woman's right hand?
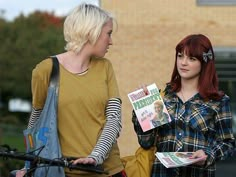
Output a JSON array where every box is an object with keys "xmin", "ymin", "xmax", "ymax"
[
  {"xmin": 16, "ymin": 169, "xmax": 26, "ymax": 177},
  {"xmin": 138, "ymin": 84, "xmax": 149, "ymax": 95},
  {"xmin": 72, "ymin": 157, "xmax": 96, "ymax": 165}
]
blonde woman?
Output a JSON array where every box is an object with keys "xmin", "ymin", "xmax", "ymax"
[
  {"xmin": 17, "ymin": 3, "xmax": 126, "ymax": 177},
  {"xmin": 150, "ymin": 100, "xmax": 169, "ymax": 128}
]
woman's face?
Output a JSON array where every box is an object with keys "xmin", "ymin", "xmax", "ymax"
[
  {"xmin": 91, "ymin": 19, "xmax": 113, "ymax": 58},
  {"xmin": 177, "ymin": 51, "xmax": 201, "ymax": 81},
  {"xmin": 154, "ymin": 104, "xmax": 162, "ymax": 114}
]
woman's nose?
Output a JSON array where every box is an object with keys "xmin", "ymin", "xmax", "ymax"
[
  {"xmin": 181, "ymin": 56, "xmax": 188, "ymax": 65},
  {"xmin": 109, "ymin": 37, "xmax": 113, "ymax": 45}
]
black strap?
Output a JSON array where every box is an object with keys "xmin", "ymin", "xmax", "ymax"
[{"xmin": 49, "ymin": 56, "xmax": 59, "ymax": 88}]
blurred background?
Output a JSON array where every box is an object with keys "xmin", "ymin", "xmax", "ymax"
[{"xmin": 0, "ymin": 0, "xmax": 236, "ymax": 176}]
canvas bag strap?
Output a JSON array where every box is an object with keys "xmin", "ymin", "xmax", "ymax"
[{"xmin": 49, "ymin": 56, "xmax": 59, "ymax": 89}]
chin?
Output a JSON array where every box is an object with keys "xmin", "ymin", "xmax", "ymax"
[
  {"xmin": 100, "ymin": 53, "xmax": 106, "ymax": 58},
  {"xmin": 95, "ymin": 55, "xmax": 105, "ymax": 58}
]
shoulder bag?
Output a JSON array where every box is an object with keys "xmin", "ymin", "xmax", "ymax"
[{"xmin": 23, "ymin": 56, "xmax": 65, "ymax": 177}]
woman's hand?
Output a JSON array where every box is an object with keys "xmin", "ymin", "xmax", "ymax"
[
  {"xmin": 16, "ymin": 169, "xmax": 26, "ymax": 177},
  {"xmin": 72, "ymin": 157, "xmax": 96, "ymax": 165},
  {"xmin": 138, "ymin": 84, "xmax": 149, "ymax": 95},
  {"xmin": 190, "ymin": 149, "xmax": 208, "ymax": 166}
]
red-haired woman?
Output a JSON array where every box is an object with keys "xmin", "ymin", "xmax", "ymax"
[{"xmin": 132, "ymin": 34, "xmax": 235, "ymax": 177}]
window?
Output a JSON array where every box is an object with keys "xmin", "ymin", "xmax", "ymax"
[
  {"xmin": 214, "ymin": 47, "xmax": 236, "ymax": 135},
  {"xmin": 197, "ymin": 0, "xmax": 236, "ymax": 5}
]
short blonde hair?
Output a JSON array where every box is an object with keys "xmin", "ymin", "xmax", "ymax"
[
  {"xmin": 64, "ymin": 3, "xmax": 115, "ymax": 53},
  {"xmin": 154, "ymin": 100, "xmax": 163, "ymax": 108}
]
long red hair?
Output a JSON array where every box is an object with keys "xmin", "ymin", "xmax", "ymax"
[{"xmin": 169, "ymin": 34, "xmax": 223, "ymax": 100}]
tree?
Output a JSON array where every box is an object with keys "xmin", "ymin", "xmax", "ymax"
[
  {"xmin": 0, "ymin": 11, "xmax": 65, "ymax": 103},
  {"xmin": 0, "ymin": 11, "xmax": 65, "ymax": 176}
]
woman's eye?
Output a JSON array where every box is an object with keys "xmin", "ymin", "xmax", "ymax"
[
  {"xmin": 190, "ymin": 57, "xmax": 197, "ymax": 60},
  {"xmin": 177, "ymin": 53, "xmax": 183, "ymax": 58},
  {"xmin": 108, "ymin": 31, "xmax": 112, "ymax": 36}
]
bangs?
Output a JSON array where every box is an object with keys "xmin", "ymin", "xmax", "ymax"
[
  {"xmin": 176, "ymin": 36, "xmax": 204, "ymax": 61},
  {"xmin": 172, "ymin": 34, "xmax": 222, "ymax": 100}
]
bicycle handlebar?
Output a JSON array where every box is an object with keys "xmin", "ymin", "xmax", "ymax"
[{"xmin": 0, "ymin": 146, "xmax": 108, "ymax": 174}]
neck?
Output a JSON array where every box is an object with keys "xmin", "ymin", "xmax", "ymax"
[
  {"xmin": 179, "ymin": 78, "xmax": 199, "ymax": 102},
  {"xmin": 69, "ymin": 51, "xmax": 91, "ymax": 65},
  {"xmin": 57, "ymin": 51, "xmax": 91, "ymax": 74},
  {"xmin": 181, "ymin": 77, "xmax": 198, "ymax": 92}
]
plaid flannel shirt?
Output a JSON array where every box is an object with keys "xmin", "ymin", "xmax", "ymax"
[{"xmin": 132, "ymin": 86, "xmax": 235, "ymax": 177}]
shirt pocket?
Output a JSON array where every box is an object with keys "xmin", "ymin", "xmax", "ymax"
[{"xmin": 188, "ymin": 105, "xmax": 216, "ymax": 134}]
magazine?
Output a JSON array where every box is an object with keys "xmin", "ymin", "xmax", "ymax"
[
  {"xmin": 155, "ymin": 152, "xmax": 206, "ymax": 168},
  {"xmin": 128, "ymin": 83, "xmax": 171, "ymax": 132}
]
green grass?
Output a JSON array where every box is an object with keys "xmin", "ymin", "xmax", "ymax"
[
  {"xmin": 0, "ymin": 136, "xmax": 25, "ymax": 176},
  {"xmin": 1, "ymin": 135, "xmax": 25, "ymax": 152},
  {"xmin": 0, "ymin": 124, "xmax": 25, "ymax": 152},
  {"xmin": 0, "ymin": 125, "xmax": 25, "ymax": 176}
]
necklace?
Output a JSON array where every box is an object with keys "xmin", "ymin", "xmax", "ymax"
[
  {"xmin": 180, "ymin": 90, "xmax": 186, "ymax": 102},
  {"xmin": 76, "ymin": 68, "xmax": 89, "ymax": 75}
]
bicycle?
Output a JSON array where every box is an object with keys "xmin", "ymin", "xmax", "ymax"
[{"xmin": 0, "ymin": 144, "xmax": 108, "ymax": 177}]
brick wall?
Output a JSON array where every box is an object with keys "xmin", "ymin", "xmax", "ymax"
[{"xmin": 101, "ymin": 0, "xmax": 236, "ymax": 156}]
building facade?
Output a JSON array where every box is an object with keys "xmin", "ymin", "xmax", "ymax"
[{"xmin": 100, "ymin": 0, "xmax": 236, "ymax": 156}]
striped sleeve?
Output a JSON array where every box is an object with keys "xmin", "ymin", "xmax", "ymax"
[
  {"xmin": 27, "ymin": 107, "xmax": 42, "ymax": 129},
  {"xmin": 88, "ymin": 98, "xmax": 122, "ymax": 165}
]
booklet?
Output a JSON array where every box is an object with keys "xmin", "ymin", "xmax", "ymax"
[
  {"xmin": 128, "ymin": 83, "xmax": 171, "ymax": 132},
  {"xmin": 155, "ymin": 152, "xmax": 206, "ymax": 168}
]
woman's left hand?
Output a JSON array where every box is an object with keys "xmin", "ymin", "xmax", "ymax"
[
  {"xmin": 72, "ymin": 157, "xmax": 96, "ymax": 165},
  {"xmin": 190, "ymin": 149, "xmax": 208, "ymax": 166}
]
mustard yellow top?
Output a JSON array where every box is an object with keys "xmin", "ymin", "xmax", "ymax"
[{"xmin": 31, "ymin": 57, "xmax": 124, "ymax": 176}]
